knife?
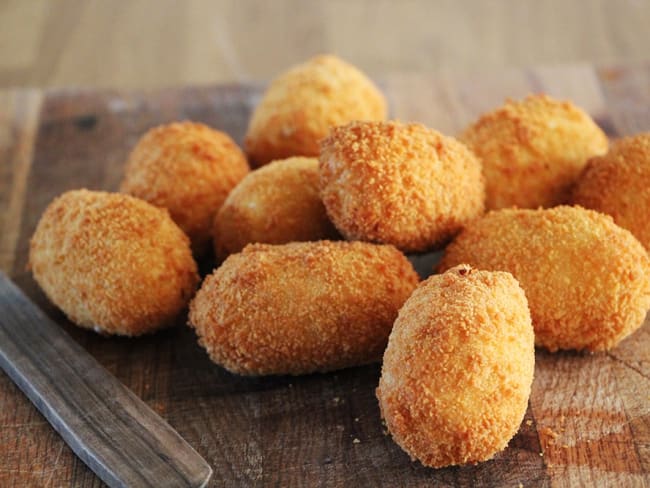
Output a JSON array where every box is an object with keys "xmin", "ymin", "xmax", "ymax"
[{"xmin": 0, "ymin": 272, "xmax": 213, "ymax": 488}]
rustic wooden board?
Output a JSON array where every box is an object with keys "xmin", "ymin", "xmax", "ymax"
[{"xmin": 1, "ymin": 63, "xmax": 649, "ymax": 487}]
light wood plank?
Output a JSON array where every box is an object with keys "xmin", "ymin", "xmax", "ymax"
[
  {"xmin": 2, "ymin": 0, "xmax": 650, "ymax": 89},
  {"xmin": 0, "ymin": 89, "xmax": 42, "ymax": 273}
]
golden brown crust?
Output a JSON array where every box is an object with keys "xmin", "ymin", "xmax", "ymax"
[
  {"xmin": 213, "ymin": 157, "xmax": 339, "ymax": 260},
  {"xmin": 460, "ymin": 94, "xmax": 608, "ymax": 210},
  {"xmin": 120, "ymin": 121, "xmax": 250, "ymax": 255},
  {"xmin": 188, "ymin": 241, "xmax": 418, "ymax": 375},
  {"xmin": 244, "ymin": 55, "xmax": 387, "ymax": 167},
  {"xmin": 29, "ymin": 190, "xmax": 199, "ymax": 336},
  {"xmin": 571, "ymin": 133, "xmax": 650, "ymax": 250},
  {"xmin": 377, "ymin": 265, "xmax": 534, "ymax": 468},
  {"xmin": 439, "ymin": 206, "xmax": 650, "ymax": 351},
  {"xmin": 319, "ymin": 120, "xmax": 485, "ymax": 253}
]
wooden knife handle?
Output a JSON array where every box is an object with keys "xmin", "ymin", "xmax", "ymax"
[{"xmin": 0, "ymin": 272, "xmax": 212, "ymax": 488}]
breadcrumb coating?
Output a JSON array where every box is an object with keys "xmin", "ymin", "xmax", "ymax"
[
  {"xmin": 319, "ymin": 120, "xmax": 485, "ymax": 252},
  {"xmin": 29, "ymin": 190, "xmax": 199, "ymax": 336},
  {"xmin": 439, "ymin": 206, "xmax": 650, "ymax": 352},
  {"xmin": 572, "ymin": 133, "xmax": 650, "ymax": 250},
  {"xmin": 120, "ymin": 121, "xmax": 249, "ymax": 255},
  {"xmin": 377, "ymin": 265, "xmax": 534, "ymax": 468},
  {"xmin": 460, "ymin": 94, "xmax": 608, "ymax": 209},
  {"xmin": 188, "ymin": 241, "xmax": 418, "ymax": 376},
  {"xmin": 245, "ymin": 55, "xmax": 387, "ymax": 167},
  {"xmin": 213, "ymin": 157, "xmax": 339, "ymax": 260}
]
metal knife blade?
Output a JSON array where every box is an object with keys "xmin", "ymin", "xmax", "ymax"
[{"xmin": 0, "ymin": 272, "xmax": 213, "ymax": 488}]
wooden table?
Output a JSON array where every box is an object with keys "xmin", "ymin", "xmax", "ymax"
[
  {"xmin": 3, "ymin": 1, "xmax": 650, "ymax": 89},
  {"xmin": 1, "ymin": 63, "xmax": 649, "ymax": 487}
]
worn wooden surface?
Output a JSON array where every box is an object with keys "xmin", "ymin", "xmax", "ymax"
[
  {"xmin": 0, "ymin": 272, "xmax": 212, "ymax": 488},
  {"xmin": 1, "ymin": 63, "xmax": 649, "ymax": 487}
]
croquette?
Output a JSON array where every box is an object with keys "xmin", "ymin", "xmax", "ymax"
[
  {"xmin": 244, "ymin": 55, "xmax": 387, "ymax": 167},
  {"xmin": 460, "ymin": 94, "xmax": 608, "ymax": 209},
  {"xmin": 213, "ymin": 156, "xmax": 339, "ymax": 259},
  {"xmin": 439, "ymin": 206, "xmax": 650, "ymax": 352},
  {"xmin": 572, "ymin": 133, "xmax": 650, "ymax": 250},
  {"xmin": 188, "ymin": 241, "xmax": 418, "ymax": 375},
  {"xmin": 377, "ymin": 265, "xmax": 534, "ymax": 468},
  {"xmin": 29, "ymin": 190, "xmax": 199, "ymax": 336},
  {"xmin": 319, "ymin": 120, "xmax": 485, "ymax": 253},
  {"xmin": 120, "ymin": 121, "xmax": 250, "ymax": 255}
]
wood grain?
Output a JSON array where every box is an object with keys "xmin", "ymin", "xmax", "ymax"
[
  {"xmin": 0, "ymin": 89, "xmax": 42, "ymax": 273},
  {"xmin": 0, "ymin": 272, "xmax": 212, "ymax": 488},
  {"xmin": 2, "ymin": 0, "xmax": 650, "ymax": 89},
  {"xmin": 0, "ymin": 63, "xmax": 649, "ymax": 487}
]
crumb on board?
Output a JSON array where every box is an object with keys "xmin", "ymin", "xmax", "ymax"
[
  {"xmin": 353, "ymin": 438, "xmax": 361, "ymax": 444},
  {"xmin": 525, "ymin": 419, "xmax": 533, "ymax": 426},
  {"xmin": 540, "ymin": 426, "xmax": 561, "ymax": 450},
  {"xmin": 541, "ymin": 427, "xmax": 559, "ymax": 439}
]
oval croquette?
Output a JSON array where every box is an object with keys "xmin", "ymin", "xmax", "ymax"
[
  {"xmin": 213, "ymin": 157, "xmax": 339, "ymax": 260},
  {"xmin": 244, "ymin": 55, "xmax": 387, "ymax": 167},
  {"xmin": 572, "ymin": 133, "xmax": 650, "ymax": 250},
  {"xmin": 377, "ymin": 265, "xmax": 534, "ymax": 468},
  {"xmin": 319, "ymin": 120, "xmax": 485, "ymax": 253},
  {"xmin": 188, "ymin": 241, "xmax": 418, "ymax": 375},
  {"xmin": 439, "ymin": 206, "xmax": 650, "ymax": 352},
  {"xmin": 460, "ymin": 94, "xmax": 608, "ymax": 210},
  {"xmin": 29, "ymin": 190, "xmax": 199, "ymax": 336},
  {"xmin": 120, "ymin": 121, "xmax": 250, "ymax": 255}
]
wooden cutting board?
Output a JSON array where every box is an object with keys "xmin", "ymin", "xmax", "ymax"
[{"xmin": 1, "ymin": 63, "xmax": 649, "ymax": 487}]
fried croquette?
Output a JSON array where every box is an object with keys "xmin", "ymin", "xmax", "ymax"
[
  {"xmin": 213, "ymin": 157, "xmax": 339, "ymax": 259},
  {"xmin": 319, "ymin": 120, "xmax": 485, "ymax": 253},
  {"xmin": 120, "ymin": 121, "xmax": 250, "ymax": 255},
  {"xmin": 439, "ymin": 206, "xmax": 650, "ymax": 352},
  {"xmin": 460, "ymin": 94, "xmax": 608, "ymax": 210},
  {"xmin": 572, "ymin": 133, "xmax": 650, "ymax": 250},
  {"xmin": 29, "ymin": 190, "xmax": 199, "ymax": 336},
  {"xmin": 377, "ymin": 265, "xmax": 534, "ymax": 468},
  {"xmin": 188, "ymin": 241, "xmax": 418, "ymax": 375},
  {"xmin": 244, "ymin": 55, "xmax": 387, "ymax": 167}
]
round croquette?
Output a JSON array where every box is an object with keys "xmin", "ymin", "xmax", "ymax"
[
  {"xmin": 572, "ymin": 133, "xmax": 650, "ymax": 250},
  {"xmin": 319, "ymin": 120, "xmax": 485, "ymax": 253},
  {"xmin": 29, "ymin": 190, "xmax": 199, "ymax": 336},
  {"xmin": 213, "ymin": 157, "xmax": 339, "ymax": 259},
  {"xmin": 244, "ymin": 55, "xmax": 387, "ymax": 167},
  {"xmin": 120, "ymin": 121, "xmax": 250, "ymax": 255},
  {"xmin": 460, "ymin": 94, "xmax": 608, "ymax": 210}
]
